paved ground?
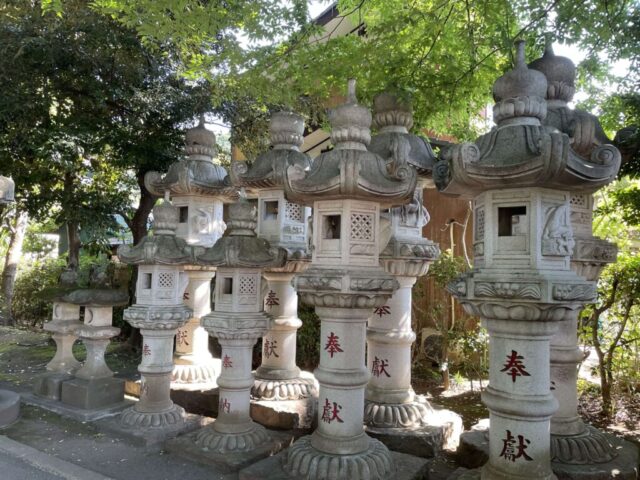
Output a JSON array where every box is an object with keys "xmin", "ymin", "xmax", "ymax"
[{"xmin": 0, "ymin": 448, "xmax": 66, "ymax": 479}]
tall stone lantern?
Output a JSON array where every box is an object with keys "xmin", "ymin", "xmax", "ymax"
[
  {"xmin": 188, "ymin": 198, "xmax": 287, "ymax": 455},
  {"xmin": 117, "ymin": 199, "xmax": 194, "ymax": 437},
  {"xmin": 146, "ymin": 118, "xmax": 236, "ymax": 390},
  {"xmin": 365, "ymin": 93, "xmax": 462, "ymax": 452},
  {"xmin": 0, "ymin": 175, "xmax": 19, "ymax": 427},
  {"xmin": 282, "ymin": 80, "xmax": 417, "ymax": 480},
  {"xmin": 230, "ymin": 111, "xmax": 317, "ymax": 401},
  {"xmin": 434, "ymin": 42, "xmax": 619, "ymax": 480},
  {"xmin": 529, "ymin": 45, "xmax": 637, "ymax": 475}
]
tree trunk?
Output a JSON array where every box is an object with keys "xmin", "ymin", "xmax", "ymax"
[
  {"xmin": 66, "ymin": 221, "xmax": 81, "ymax": 270},
  {"xmin": 129, "ymin": 171, "xmax": 158, "ymax": 246},
  {"xmin": 1, "ymin": 209, "xmax": 28, "ymax": 326}
]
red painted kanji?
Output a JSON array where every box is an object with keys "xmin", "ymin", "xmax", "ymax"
[
  {"xmin": 220, "ymin": 398, "xmax": 231, "ymax": 414},
  {"xmin": 500, "ymin": 350, "xmax": 531, "ymax": 383},
  {"xmin": 142, "ymin": 344, "xmax": 151, "ymax": 356},
  {"xmin": 265, "ymin": 290, "xmax": 280, "ymax": 308},
  {"xmin": 321, "ymin": 398, "xmax": 344, "ymax": 424},
  {"xmin": 183, "ymin": 291, "xmax": 190, "ymax": 301},
  {"xmin": 499, "ymin": 430, "xmax": 533, "ymax": 462},
  {"xmin": 222, "ymin": 354, "xmax": 233, "ymax": 368},
  {"xmin": 373, "ymin": 305, "xmax": 391, "ymax": 317},
  {"xmin": 371, "ymin": 356, "xmax": 391, "ymax": 378},
  {"xmin": 324, "ymin": 332, "xmax": 344, "ymax": 358},
  {"xmin": 176, "ymin": 330, "xmax": 189, "ymax": 347},
  {"xmin": 263, "ymin": 339, "xmax": 279, "ymax": 359}
]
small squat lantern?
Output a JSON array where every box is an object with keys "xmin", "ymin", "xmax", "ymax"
[
  {"xmin": 231, "ymin": 111, "xmax": 316, "ymax": 400},
  {"xmin": 117, "ymin": 199, "xmax": 194, "ymax": 436},
  {"xmin": 282, "ymin": 80, "xmax": 416, "ymax": 480},
  {"xmin": 146, "ymin": 118, "xmax": 236, "ymax": 389},
  {"xmin": 435, "ymin": 42, "xmax": 619, "ymax": 480},
  {"xmin": 188, "ymin": 198, "xmax": 287, "ymax": 456}
]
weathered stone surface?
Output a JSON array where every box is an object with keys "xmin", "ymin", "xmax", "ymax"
[
  {"xmin": 21, "ymin": 390, "xmax": 132, "ymax": 422},
  {"xmin": 448, "ymin": 468, "xmax": 481, "ymax": 480},
  {"xmin": 366, "ymin": 407, "xmax": 463, "ymax": 458},
  {"xmin": 250, "ymin": 397, "xmax": 317, "ymax": 431},
  {"xmin": 239, "ymin": 448, "xmax": 431, "ymax": 480},
  {"xmin": 32, "ymin": 372, "xmax": 74, "ymax": 401},
  {"xmin": 0, "ymin": 390, "xmax": 19, "ymax": 427},
  {"xmin": 456, "ymin": 422, "xmax": 489, "ymax": 469},
  {"xmin": 165, "ymin": 427, "xmax": 293, "ymax": 473},
  {"xmin": 60, "ymin": 377, "xmax": 124, "ymax": 411}
]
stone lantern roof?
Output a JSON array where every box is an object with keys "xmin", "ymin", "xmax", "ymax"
[
  {"xmin": 368, "ymin": 93, "xmax": 436, "ymax": 185},
  {"xmin": 528, "ymin": 42, "xmax": 576, "ymax": 103},
  {"xmin": 117, "ymin": 199, "xmax": 197, "ymax": 265},
  {"xmin": 144, "ymin": 118, "xmax": 238, "ymax": 201},
  {"xmin": 434, "ymin": 41, "xmax": 620, "ymax": 197},
  {"xmin": 230, "ymin": 111, "xmax": 311, "ymax": 191},
  {"xmin": 285, "ymin": 80, "xmax": 416, "ymax": 207},
  {"xmin": 195, "ymin": 198, "xmax": 287, "ymax": 269}
]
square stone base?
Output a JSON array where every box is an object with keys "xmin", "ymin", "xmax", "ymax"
[
  {"xmin": 165, "ymin": 428, "xmax": 294, "ymax": 473},
  {"xmin": 61, "ymin": 377, "xmax": 125, "ymax": 411},
  {"xmin": 32, "ymin": 372, "xmax": 74, "ymax": 401},
  {"xmin": 238, "ymin": 449, "xmax": 430, "ymax": 480},
  {"xmin": 94, "ymin": 411, "xmax": 208, "ymax": 447},
  {"xmin": 250, "ymin": 397, "xmax": 316, "ymax": 431},
  {"xmin": 21, "ymin": 391, "xmax": 133, "ymax": 422}
]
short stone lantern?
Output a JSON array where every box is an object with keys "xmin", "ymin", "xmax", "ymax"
[
  {"xmin": 58, "ymin": 266, "xmax": 129, "ymax": 414},
  {"xmin": 146, "ymin": 117, "xmax": 236, "ymax": 390},
  {"xmin": 529, "ymin": 44, "xmax": 637, "ymax": 475},
  {"xmin": 230, "ymin": 111, "xmax": 316, "ymax": 401},
  {"xmin": 365, "ymin": 93, "xmax": 462, "ymax": 452},
  {"xmin": 434, "ymin": 41, "xmax": 620, "ymax": 480},
  {"xmin": 0, "ymin": 174, "xmax": 19, "ymax": 427},
  {"xmin": 281, "ymin": 80, "xmax": 417, "ymax": 480},
  {"xmin": 116, "ymin": 198, "xmax": 194, "ymax": 439},
  {"xmin": 183, "ymin": 198, "xmax": 287, "ymax": 460}
]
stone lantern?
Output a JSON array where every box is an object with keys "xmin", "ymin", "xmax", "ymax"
[
  {"xmin": 529, "ymin": 44, "xmax": 637, "ymax": 475},
  {"xmin": 183, "ymin": 198, "xmax": 286, "ymax": 460},
  {"xmin": 434, "ymin": 41, "xmax": 619, "ymax": 480},
  {"xmin": 146, "ymin": 118, "xmax": 237, "ymax": 390},
  {"xmin": 365, "ymin": 93, "xmax": 462, "ymax": 453},
  {"xmin": 0, "ymin": 174, "xmax": 19, "ymax": 427},
  {"xmin": 116, "ymin": 199, "xmax": 194, "ymax": 439},
  {"xmin": 281, "ymin": 80, "xmax": 417, "ymax": 480},
  {"xmin": 230, "ymin": 111, "xmax": 317, "ymax": 401}
]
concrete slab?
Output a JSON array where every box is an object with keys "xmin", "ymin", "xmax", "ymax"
[
  {"xmin": 94, "ymin": 411, "xmax": 209, "ymax": 447},
  {"xmin": 250, "ymin": 397, "xmax": 316, "ymax": 431},
  {"xmin": 0, "ymin": 434, "xmax": 113, "ymax": 480},
  {"xmin": 0, "ymin": 389, "xmax": 20, "ymax": 427},
  {"xmin": 166, "ymin": 427, "xmax": 294, "ymax": 473},
  {"xmin": 21, "ymin": 391, "xmax": 133, "ymax": 422},
  {"xmin": 238, "ymin": 448, "xmax": 431, "ymax": 480}
]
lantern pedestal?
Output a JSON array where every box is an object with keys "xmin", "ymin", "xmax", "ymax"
[
  {"xmin": 172, "ymin": 270, "xmax": 219, "ymax": 390},
  {"xmin": 33, "ymin": 302, "xmax": 81, "ymax": 400},
  {"xmin": 253, "ymin": 271, "xmax": 317, "ymax": 401}
]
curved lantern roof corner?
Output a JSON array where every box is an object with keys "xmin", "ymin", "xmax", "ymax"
[
  {"xmin": 229, "ymin": 111, "xmax": 312, "ymax": 191},
  {"xmin": 368, "ymin": 93, "xmax": 436, "ymax": 185},
  {"xmin": 195, "ymin": 198, "xmax": 287, "ymax": 269},
  {"xmin": 434, "ymin": 41, "xmax": 620, "ymax": 198},
  {"xmin": 117, "ymin": 200, "xmax": 198, "ymax": 265},
  {"xmin": 144, "ymin": 117, "xmax": 238, "ymax": 202},
  {"xmin": 528, "ymin": 39, "xmax": 620, "ymax": 173},
  {"xmin": 284, "ymin": 79, "xmax": 416, "ymax": 207}
]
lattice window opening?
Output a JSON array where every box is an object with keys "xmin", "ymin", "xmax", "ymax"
[
  {"xmin": 158, "ymin": 272, "xmax": 175, "ymax": 289},
  {"xmin": 475, "ymin": 209, "xmax": 485, "ymax": 239},
  {"xmin": 285, "ymin": 202, "xmax": 304, "ymax": 223},
  {"xmin": 239, "ymin": 276, "xmax": 257, "ymax": 295},
  {"xmin": 350, "ymin": 213, "xmax": 374, "ymax": 241},
  {"xmin": 570, "ymin": 195, "xmax": 588, "ymax": 208}
]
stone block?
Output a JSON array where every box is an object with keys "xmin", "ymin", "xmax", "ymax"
[
  {"xmin": 171, "ymin": 387, "xmax": 219, "ymax": 418},
  {"xmin": 32, "ymin": 372, "xmax": 74, "ymax": 401},
  {"xmin": 552, "ymin": 438, "xmax": 639, "ymax": 480},
  {"xmin": 61, "ymin": 377, "xmax": 125, "ymax": 411},
  {"xmin": 0, "ymin": 389, "xmax": 20, "ymax": 427},
  {"xmin": 21, "ymin": 391, "xmax": 132, "ymax": 422},
  {"xmin": 456, "ymin": 424, "xmax": 489, "ymax": 469},
  {"xmin": 366, "ymin": 408, "xmax": 464, "ymax": 458},
  {"xmin": 250, "ymin": 397, "xmax": 316, "ymax": 431},
  {"xmin": 165, "ymin": 428, "xmax": 293, "ymax": 473},
  {"xmin": 239, "ymin": 449, "xmax": 431, "ymax": 480}
]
